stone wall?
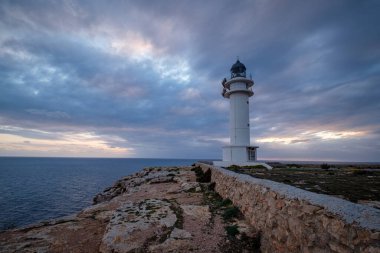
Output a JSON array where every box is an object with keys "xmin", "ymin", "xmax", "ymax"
[{"xmin": 197, "ymin": 163, "xmax": 380, "ymax": 253}]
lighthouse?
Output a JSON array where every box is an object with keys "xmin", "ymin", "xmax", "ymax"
[{"xmin": 214, "ymin": 59, "xmax": 271, "ymax": 169}]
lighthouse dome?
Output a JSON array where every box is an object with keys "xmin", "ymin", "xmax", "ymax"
[{"xmin": 230, "ymin": 60, "xmax": 246, "ymax": 78}]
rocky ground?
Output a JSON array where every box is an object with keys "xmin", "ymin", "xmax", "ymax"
[{"xmin": 0, "ymin": 166, "xmax": 260, "ymax": 253}]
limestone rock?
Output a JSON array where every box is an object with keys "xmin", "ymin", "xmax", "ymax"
[
  {"xmin": 181, "ymin": 205, "xmax": 211, "ymax": 222},
  {"xmin": 170, "ymin": 228, "xmax": 192, "ymax": 239},
  {"xmin": 149, "ymin": 176, "xmax": 174, "ymax": 184},
  {"xmin": 180, "ymin": 182, "xmax": 200, "ymax": 192},
  {"xmin": 149, "ymin": 237, "xmax": 193, "ymax": 252},
  {"xmin": 99, "ymin": 199, "xmax": 177, "ymax": 253},
  {"xmin": 93, "ymin": 168, "xmax": 181, "ymax": 205}
]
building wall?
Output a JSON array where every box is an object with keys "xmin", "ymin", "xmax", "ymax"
[
  {"xmin": 222, "ymin": 146, "xmax": 248, "ymax": 162},
  {"xmin": 229, "ymin": 88, "xmax": 250, "ymax": 146},
  {"xmin": 197, "ymin": 163, "xmax": 380, "ymax": 253}
]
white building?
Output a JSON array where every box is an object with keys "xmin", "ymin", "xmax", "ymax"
[{"xmin": 214, "ymin": 60, "xmax": 271, "ymax": 169}]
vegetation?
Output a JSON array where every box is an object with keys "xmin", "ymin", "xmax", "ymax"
[
  {"xmin": 221, "ymin": 227, "xmax": 261, "ymax": 253},
  {"xmin": 221, "ymin": 198, "xmax": 232, "ymax": 206},
  {"xmin": 222, "ymin": 206, "xmax": 241, "ymax": 221},
  {"xmin": 191, "ymin": 166, "xmax": 211, "ymax": 183},
  {"xmin": 202, "ymin": 188, "xmax": 229, "ymax": 216},
  {"xmin": 244, "ymin": 165, "xmax": 268, "ymax": 169},
  {"xmin": 321, "ymin": 163, "xmax": 330, "ymax": 170},
  {"xmin": 352, "ymin": 169, "xmax": 373, "ymax": 176},
  {"xmin": 200, "ymin": 187, "xmax": 260, "ymax": 252},
  {"xmin": 225, "ymin": 225, "xmax": 239, "ymax": 237},
  {"xmin": 287, "ymin": 163, "xmax": 301, "ymax": 168},
  {"xmin": 170, "ymin": 201, "xmax": 184, "ymax": 229},
  {"xmin": 225, "ymin": 164, "xmax": 380, "ymax": 203},
  {"xmin": 192, "ymin": 165, "xmax": 261, "ymax": 253},
  {"xmin": 227, "ymin": 165, "xmax": 241, "ymax": 171}
]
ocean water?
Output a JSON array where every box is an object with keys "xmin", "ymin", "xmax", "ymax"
[{"xmin": 0, "ymin": 157, "xmax": 199, "ymax": 231}]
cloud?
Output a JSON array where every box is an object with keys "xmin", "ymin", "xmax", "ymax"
[
  {"xmin": 0, "ymin": 130, "xmax": 133, "ymax": 158},
  {"xmin": 180, "ymin": 88, "xmax": 201, "ymax": 100},
  {"xmin": 0, "ymin": 0, "xmax": 379, "ymax": 161},
  {"xmin": 26, "ymin": 109, "xmax": 70, "ymax": 119}
]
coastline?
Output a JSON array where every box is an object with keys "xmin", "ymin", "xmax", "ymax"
[
  {"xmin": 1, "ymin": 163, "xmax": 379, "ymax": 253},
  {"xmin": 0, "ymin": 166, "xmax": 259, "ymax": 253},
  {"xmin": 0, "ymin": 157, "xmax": 199, "ymax": 231}
]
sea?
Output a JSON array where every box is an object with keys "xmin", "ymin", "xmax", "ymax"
[{"xmin": 0, "ymin": 157, "xmax": 200, "ymax": 231}]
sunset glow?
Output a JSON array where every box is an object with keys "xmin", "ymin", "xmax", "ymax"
[{"xmin": 0, "ymin": 1, "xmax": 379, "ymax": 161}]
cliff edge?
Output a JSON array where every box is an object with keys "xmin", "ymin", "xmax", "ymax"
[{"xmin": 0, "ymin": 166, "xmax": 259, "ymax": 253}]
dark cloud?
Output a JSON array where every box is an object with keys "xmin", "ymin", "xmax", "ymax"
[{"xmin": 0, "ymin": 0, "xmax": 379, "ymax": 161}]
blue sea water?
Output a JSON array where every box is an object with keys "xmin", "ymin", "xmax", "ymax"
[{"xmin": 0, "ymin": 157, "xmax": 199, "ymax": 231}]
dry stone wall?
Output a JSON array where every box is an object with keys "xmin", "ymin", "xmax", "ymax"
[{"xmin": 197, "ymin": 163, "xmax": 380, "ymax": 253}]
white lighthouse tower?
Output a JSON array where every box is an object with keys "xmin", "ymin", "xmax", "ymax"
[{"xmin": 214, "ymin": 59, "xmax": 271, "ymax": 169}]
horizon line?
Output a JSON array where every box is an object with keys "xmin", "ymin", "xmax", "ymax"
[{"xmin": 0, "ymin": 156, "xmax": 379, "ymax": 164}]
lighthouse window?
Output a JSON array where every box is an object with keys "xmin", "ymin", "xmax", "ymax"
[{"xmin": 247, "ymin": 101, "xmax": 249, "ymax": 104}]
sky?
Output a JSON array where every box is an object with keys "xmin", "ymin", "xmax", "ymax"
[{"xmin": 0, "ymin": 0, "xmax": 379, "ymax": 162}]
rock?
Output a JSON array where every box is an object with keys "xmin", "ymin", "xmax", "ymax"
[
  {"xmin": 127, "ymin": 177, "xmax": 146, "ymax": 187},
  {"xmin": 288, "ymin": 217, "xmax": 302, "ymax": 238},
  {"xmin": 149, "ymin": 176, "xmax": 174, "ymax": 184},
  {"xmin": 93, "ymin": 177, "xmax": 146, "ymax": 204},
  {"xmin": 181, "ymin": 182, "xmax": 200, "ymax": 192},
  {"xmin": 170, "ymin": 228, "xmax": 192, "ymax": 239},
  {"xmin": 181, "ymin": 205, "xmax": 211, "ymax": 222},
  {"xmin": 328, "ymin": 240, "xmax": 351, "ymax": 253},
  {"xmin": 143, "ymin": 170, "xmax": 175, "ymax": 181},
  {"xmin": 327, "ymin": 219, "xmax": 345, "ymax": 238},
  {"xmin": 99, "ymin": 199, "xmax": 177, "ymax": 253},
  {"xmin": 370, "ymin": 232, "xmax": 380, "ymax": 240},
  {"xmin": 363, "ymin": 246, "xmax": 380, "ymax": 253},
  {"xmin": 149, "ymin": 237, "xmax": 193, "ymax": 252},
  {"xmin": 275, "ymin": 199, "xmax": 285, "ymax": 209},
  {"xmin": 93, "ymin": 188, "xmax": 121, "ymax": 204},
  {"xmin": 302, "ymin": 204, "xmax": 322, "ymax": 215},
  {"xmin": 3, "ymin": 164, "xmax": 380, "ymax": 253}
]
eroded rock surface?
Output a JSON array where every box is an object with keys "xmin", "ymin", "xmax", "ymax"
[
  {"xmin": 0, "ymin": 166, "xmax": 257, "ymax": 253},
  {"xmin": 100, "ymin": 199, "xmax": 177, "ymax": 253}
]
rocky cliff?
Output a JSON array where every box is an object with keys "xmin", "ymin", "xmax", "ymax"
[{"xmin": 0, "ymin": 166, "xmax": 260, "ymax": 253}]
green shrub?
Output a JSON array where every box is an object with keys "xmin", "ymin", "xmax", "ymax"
[
  {"xmin": 352, "ymin": 169, "xmax": 373, "ymax": 176},
  {"xmin": 225, "ymin": 225, "xmax": 239, "ymax": 237},
  {"xmin": 222, "ymin": 206, "xmax": 240, "ymax": 221},
  {"xmin": 208, "ymin": 182, "xmax": 216, "ymax": 191},
  {"xmin": 191, "ymin": 166, "xmax": 211, "ymax": 182},
  {"xmin": 243, "ymin": 165, "xmax": 267, "ymax": 169},
  {"xmin": 221, "ymin": 199, "xmax": 232, "ymax": 207},
  {"xmin": 227, "ymin": 165, "xmax": 241, "ymax": 171},
  {"xmin": 321, "ymin": 163, "xmax": 330, "ymax": 170},
  {"xmin": 240, "ymin": 232, "xmax": 261, "ymax": 251}
]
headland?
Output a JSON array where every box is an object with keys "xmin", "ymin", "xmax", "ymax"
[{"xmin": 0, "ymin": 163, "xmax": 379, "ymax": 253}]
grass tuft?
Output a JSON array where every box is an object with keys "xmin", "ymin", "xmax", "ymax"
[
  {"xmin": 225, "ymin": 225, "xmax": 239, "ymax": 237},
  {"xmin": 222, "ymin": 206, "xmax": 240, "ymax": 221}
]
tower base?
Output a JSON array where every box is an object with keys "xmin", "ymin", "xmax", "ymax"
[
  {"xmin": 213, "ymin": 161, "xmax": 272, "ymax": 170},
  {"xmin": 222, "ymin": 145, "xmax": 258, "ymax": 162},
  {"xmin": 214, "ymin": 145, "xmax": 272, "ymax": 169}
]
